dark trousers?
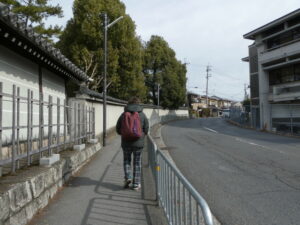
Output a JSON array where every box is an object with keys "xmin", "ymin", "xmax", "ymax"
[{"xmin": 122, "ymin": 147, "xmax": 143, "ymax": 185}]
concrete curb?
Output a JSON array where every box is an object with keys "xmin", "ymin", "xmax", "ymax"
[{"xmin": 0, "ymin": 143, "xmax": 101, "ymax": 225}]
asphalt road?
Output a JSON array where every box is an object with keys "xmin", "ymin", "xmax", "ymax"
[{"xmin": 161, "ymin": 118, "xmax": 300, "ymax": 225}]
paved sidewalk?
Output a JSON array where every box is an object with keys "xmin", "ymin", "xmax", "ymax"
[{"xmin": 29, "ymin": 137, "xmax": 167, "ymax": 225}]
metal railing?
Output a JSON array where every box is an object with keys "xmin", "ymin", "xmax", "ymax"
[
  {"xmin": 0, "ymin": 82, "xmax": 95, "ymax": 174},
  {"xmin": 147, "ymin": 135, "xmax": 214, "ymax": 225},
  {"xmin": 229, "ymin": 106, "xmax": 251, "ymax": 127}
]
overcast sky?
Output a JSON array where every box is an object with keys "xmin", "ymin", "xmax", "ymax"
[{"xmin": 48, "ymin": 0, "xmax": 300, "ymax": 101}]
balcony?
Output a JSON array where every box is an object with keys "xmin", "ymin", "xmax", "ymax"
[
  {"xmin": 269, "ymin": 81, "xmax": 300, "ymax": 102},
  {"xmin": 260, "ymin": 41, "xmax": 300, "ymax": 64}
]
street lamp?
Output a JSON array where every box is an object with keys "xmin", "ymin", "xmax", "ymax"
[{"xmin": 103, "ymin": 13, "xmax": 123, "ymax": 146}]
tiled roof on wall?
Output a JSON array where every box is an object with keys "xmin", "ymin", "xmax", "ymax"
[{"xmin": 0, "ymin": 3, "xmax": 89, "ymax": 82}]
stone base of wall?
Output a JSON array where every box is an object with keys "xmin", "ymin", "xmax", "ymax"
[{"xmin": 0, "ymin": 143, "xmax": 101, "ymax": 225}]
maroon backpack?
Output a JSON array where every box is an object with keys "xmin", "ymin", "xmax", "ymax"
[{"xmin": 121, "ymin": 112, "xmax": 142, "ymax": 141}]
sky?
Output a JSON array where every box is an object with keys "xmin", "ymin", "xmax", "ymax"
[{"xmin": 47, "ymin": 0, "xmax": 300, "ymax": 101}]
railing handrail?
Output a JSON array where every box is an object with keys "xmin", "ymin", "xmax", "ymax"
[
  {"xmin": 156, "ymin": 149, "xmax": 214, "ymax": 225},
  {"xmin": 148, "ymin": 134, "xmax": 214, "ymax": 225}
]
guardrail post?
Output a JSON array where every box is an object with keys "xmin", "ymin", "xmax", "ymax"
[
  {"xmin": 39, "ymin": 92, "xmax": 44, "ymax": 158},
  {"xmin": 16, "ymin": 87, "xmax": 20, "ymax": 169},
  {"xmin": 0, "ymin": 82, "xmax": 2, "ymax": 176},
  {"xmin": 93, "ymin": 107, "xmax": 95, "ymax": 139},
  {"xmin": 88, "ymin": 106, "xmax": 91, "ymax": 140},
  {"xmin": 74, "ymin": 102, "xmax": 77, "ymax": 144},
  {"xmin": 155, "ymin": 151, "xmax": 160, "ymax": 204},
  {"xmin": 48, "ymin": 95, "xmax": 53, "ymax": 156},
  {"xmin": 11, "ymin": 85, "xmax": 16, "ymax": 174},
  {"xmin": 78, "ymin": 103, "xmax": 81, "ymax": 145},
  {"xmin": 57, "ymin": 98, "xmax": 60, "ymax": 153},
  {"xmin": 64, "ymin": 100, "xmax": 67, "ymax": 149},
  {"xmin": 27, "ymin": 89, "xmax": 31, "ymax": 166}
]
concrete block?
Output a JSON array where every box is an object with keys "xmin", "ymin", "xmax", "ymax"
[
  {"xmin": 88, "ymin": 139, "xmax": 98, "ymax": 144},
  {"xmin": 40, "ymin": 154, "xmax": 60, "ymax": 167},
  {"xmin": 24, "ymin": 201, "xmax": 38, "ymax": 222},
  {"xmin": 9, "ymin": 207, "xmax": 27, "ymax": 225},
  {"xmin": 35, "ymin": 190, "xmax": 50, "ymax": 210},
  {"xmin": 8, "ymin": 182, "xmax": 33, "ymax": 213},
  {"xmin": 49, "ymin": 184, "xmax": 58, "ymax": 199},
  {"xmin": 0, "ymin": 193, "xmax": 10, "ymax": 222},
  {"xmin": 29, "ymin": 173, "xmax": 45, "ymax": 198},
  {"xmin": 73, "ymin": 144, "xmax": 85, "ymax": 151}
]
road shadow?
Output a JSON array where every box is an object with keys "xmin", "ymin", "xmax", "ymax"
[{"xmin": 79, "ymin": 149, "xmax": 155, "ymax": 225}]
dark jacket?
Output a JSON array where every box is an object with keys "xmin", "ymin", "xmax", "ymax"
[{"xmin": 116, "ymin": 104, "xmax": 149, "ymax": 148}]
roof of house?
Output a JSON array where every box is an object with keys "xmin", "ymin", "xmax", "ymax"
[
  {"xmin": 244, "ymin": 8, "xmax": 300, "ymax": 40},
  {"xmin": 0, "ymin": 3, "xmax": 89, "ymax": 82},
  {"xmin": 78, "ymin": 86, "xmax": 128, "ymax": 104}
]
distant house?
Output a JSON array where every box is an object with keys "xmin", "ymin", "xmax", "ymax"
[
  {"xmin": 187, "ymin": 92, "xmax": 233, "ymax": 117},
  {"xmin": 187, "ymin": 92, "xmax": 207, "ymax": 110},
  {"xmin": 243, "ymin": 9, "xmax": 300, "ymax": 133}
]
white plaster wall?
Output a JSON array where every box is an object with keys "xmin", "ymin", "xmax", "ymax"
[
  {"xmin": 86, "ymin": 102, "xmax": 124, "ymax": 137},
  {"xmin": 86, "ymin": 100, "xmax": 189, "ymax": 137},
  {"xmin": 0, "ymin": 46, "xmax": 39, "ymax": 143},
  {"xmin": 42, "ymin": 68, "xmax": 66, "ymax": 137},
  {"xmin": 0, "ymin": 46, "xmax": 66, "ymax": 143}
]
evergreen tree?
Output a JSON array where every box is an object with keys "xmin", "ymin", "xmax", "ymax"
[
  {"xmin": 57, "ymin": 0, "xmax": 147, "ymax": 101},
  {"xmin": 0, "ymin": 0, "xmax": 63, "ymax": 40},
  {"xmin": 143, "ymin": 35, "xmax": 187, "ymax": 109}
]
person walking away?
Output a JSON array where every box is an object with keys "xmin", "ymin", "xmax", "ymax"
[{"xmin": 116, "ymin": 97, "xmax": 149, "ymax": 190}]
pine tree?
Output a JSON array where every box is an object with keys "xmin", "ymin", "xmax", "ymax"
[
  {"xmin": 0, "ymin": 0, "xmax": 63, "ymax": 40},
  {"xmin": 143, "ymin": 35, "xmax": 187, "ymax": 108},
  {"xmin": 57, "ymin": 0, "xmax": 147, "ymax": 101}
]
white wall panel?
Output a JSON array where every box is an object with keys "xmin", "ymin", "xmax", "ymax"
[{"xmin": 0, "ymin": 46, "xmax": 67, "ymax": 142}]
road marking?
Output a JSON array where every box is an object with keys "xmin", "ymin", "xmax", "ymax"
[
  {"xmin": 203, "ymin": 127, "xmax": 218, "ymax": 133},
  {"xmin": 235, "ymin": 138, "xmax": 287, "ymax": 154}
]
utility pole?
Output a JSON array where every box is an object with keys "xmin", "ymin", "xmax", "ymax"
[
  {"xmin": 103, "ymin": 13, "xmax": 107, "ymax": 147},
  {"xmin": 205, "ymin": 64, "xmax": 211, "ymax": 107},
  {"xmin": 102, "ymin": 13, "xmax": 123, "ymax": 146},
  {"xmin": 244, "ymin": 83, "xmax": 248, "ymax": 100}
]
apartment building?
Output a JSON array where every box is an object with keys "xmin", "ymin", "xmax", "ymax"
[{"xmin": 243, "ymin": 9, "xmax": 300, "ymax": 134}]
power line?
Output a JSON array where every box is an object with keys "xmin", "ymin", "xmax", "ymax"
[
  {"xmin": 188, "ymin": 63, "xmax": 207, "ymax": 68},
  {"xmin": 212, "ymin": 66, "xmax": 247, "ymax": 82}
]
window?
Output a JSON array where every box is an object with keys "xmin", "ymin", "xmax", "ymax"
[
  {"xmin": 269, "ymin": 63, "xmax": 300, "ymax": 85},
  {"xmin": 295, "ymin": 64, "xmax": 300, "ymax": 81},
  {"xmin": 281, "ymin": 67, "xmax": 294, "ymax": 83},
  {"xmin": 288, "ymin": 16, "xmax": 300, "ymax": 27},
  {"xmin": 266, "ymin": 28, "xmax": 300, "ymax": 50},
  {"xmin": 269, "ymin": 69, "xmax": 281, "ymax": 85},
  {"xmin": 262, "ymin": 24, "xmax": 284, "ymax": 38}
]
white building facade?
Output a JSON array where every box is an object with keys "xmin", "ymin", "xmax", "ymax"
[{"xmin": 244, "ymin": 9, "xmax": 300, "ymax": 134}]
